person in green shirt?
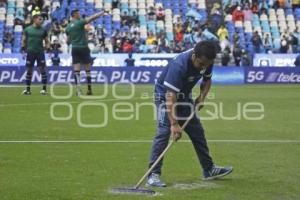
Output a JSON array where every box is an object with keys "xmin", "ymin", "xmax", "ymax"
[
  {"xmin": 21, "ymin": 14, "xmax": 50, "ymax": 95},
  {"xmin": 66, "ymin": 9, "xmax": 108, "ymax": 96}
]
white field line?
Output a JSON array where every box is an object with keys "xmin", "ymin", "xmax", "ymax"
[
  {"xmin": 0, "ymin": 140, "xmax": 299, "ymax": 144},
  {"xmin": 0, "ymin": 97, "xmax": 150, "ymax": 107},
  {"xmin": 0, "ymin": 85, "xmax": 41, "ymax": 88}
]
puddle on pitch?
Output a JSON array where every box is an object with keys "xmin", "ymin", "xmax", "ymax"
[{"xmin": 172, "ymin": 182, "xmax": 221, "ymax": 190}]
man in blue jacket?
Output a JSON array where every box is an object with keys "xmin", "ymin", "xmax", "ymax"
[{"xmin": 147, "ymin": 41, "xmax": 233, "ymax": 187}]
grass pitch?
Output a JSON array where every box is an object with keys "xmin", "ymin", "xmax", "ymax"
[{"xmin": 0, "ymin": 84, "xmax": 299, "ymax": 200}]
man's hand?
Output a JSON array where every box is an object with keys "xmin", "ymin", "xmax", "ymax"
[
  {"xmin": 171, "ymin": 123, "xmax": 182, "ymax": 141},
  {"xmin": 21, "ymin": 47, "xmax": 26, "ymax": 60},
  {"xmin": 195, "ymin": 95, "xmax": 205, "ymax": 111}
]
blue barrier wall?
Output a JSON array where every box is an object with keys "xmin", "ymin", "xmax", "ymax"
[
  {"xmin": 0, "ymin": 66, "xmax": 244, "ymax": 85},
  {"xmin": 1, "ymin": 66, "xmax": 299, "ymax": 84}
]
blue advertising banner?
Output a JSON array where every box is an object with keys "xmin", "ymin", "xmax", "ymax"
[
  {"xmin": 245, "ymin": 67, "xmax": 300, "ymax": 83},
  {"xmin": 0, "ymin": 53, "xmax": 177, "ymax": 67},
  {"xmin": 253, "ymin": 54, "xmax": 297, "ymax": 67},
  {"xmin": 0, "ymin": 66, "xmax": 244, "ymax": 85}
]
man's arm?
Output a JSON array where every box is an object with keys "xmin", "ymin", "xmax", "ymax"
[
  {"xmin": 195, "ymin": 79, "xmax": 211, "ymax": 110},
  {"xmin": 85, "ymin": 11, "xmax": 107, "ymax": 24},
  {"xmin": 21, "ymin": 33, "xmax": 27, "ymax": 51},
  {"xmin": 166, "ymin": 90, "xmax": 182, "ymax": 141},
  {"xmin": 44, "ymin": 37, "xmax": 51, "ymax": 52}
]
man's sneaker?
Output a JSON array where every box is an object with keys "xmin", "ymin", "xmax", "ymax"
[
  {"xmin": 86, "ymin": 90, "xmax": 93, "ymax": 96},
  {"xmin": 146, "ymin": 173, "xmax": 167, "ymax": 187},
  {"xmin": 40, "ymin": 90, "xmax": 47, "ymax": 95},
  {"xmin": 203, "ymin": 165, "xmax": 233, "ymax": 181},
  {"xmin": 22, "ymin": 90, "xmax": 31, "ymax": 95}
]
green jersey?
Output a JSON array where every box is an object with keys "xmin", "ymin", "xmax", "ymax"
[
  {"xmin": 66, "ymin": 19, "xmax": 88, "ymax": 48},
  {"xmin": 24, "ymin": 25, "xmax": 47, "ymax": 53}
]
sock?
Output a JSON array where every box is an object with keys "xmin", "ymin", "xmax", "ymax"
[
  {"xmin": 26, "ymin": 72, "xmax": 32, "ymax": 91},
  {"xmin": 41, "ymin": 72, "xmax": 47, "ymax": 90},
  {"xmin": 74, "ymin": 70, "xmax": 81, "ymax": 88},
  {"xmin": 86, "ymin": 70, "xmax": 92, "ymax": 91}
]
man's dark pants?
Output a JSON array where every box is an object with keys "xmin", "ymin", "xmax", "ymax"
[{"xmin": 149, "ymin": 99, "xmax": 214, "ymax": 175}]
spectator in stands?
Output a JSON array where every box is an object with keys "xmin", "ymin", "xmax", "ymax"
[
  {"xmin": 263, "ymin": 33, "xmax": 273, "ymax": 53},
  {"xmin": 224, "ymin": 2, "xmax": 233, "ymax": 14},
  {"xmin": 15, "ymin": 17, "xmax": 24, "ymax": 26},
  {"xmin": 268, "ymin": 0, "xmax": 275, "ymax": 8},
  {"xmin": 122, "ymin": 38, "xmax": 133, "ymax": 53},
  {"xmin": 132, "ymin": 40, "xmax": 140, "ymax": 53},
  {"xmin": 273, "ymin": 0, "xmax": 280, "ymax": 9},
  {"xmin": 175, "ymin": 30, "xmax": 184, "ymax": 43},
  {"xmin": 259, "ymin": 0, "xmax": 269, "ymax": 13},
  {"xmin": 232, "ymin": 6, "xmax": 244, "ymax": 22},
  {"xmin": 156, "ymin": 6, "xmax": 165, "ymax": 21},
  {"xmin": 146, "ymin": 32, "xmax": 157, "ymax": 45},
  {"xmin": 15, "ymin": 9, "xmax": 25, "ymax": 22},
  {"xmin": 243, "ymin": 4, "xmax": 253, "ymax": 21},
  {"xmin": 288, "ymin": 32, "xmax": 298, "ymax": 53},
  {"xmin": 233, "ymin": 44, "xmax": 243, "ymax": 66},
  {"xmin": 252, "ymin": 31, "xmax": 263, "ymax": 53},
  {"xmin": 114, "ymin": 39, "xmax": 122, "ymax": 53},
  {"xmin": 280, "ymin": 35, "xmax": 289, "ymax": 53},
  {"xmin": 61, "ymin": 18, "xmax": 68, "ymax": 28},
  {"xmin": 174, "ymin": 41, "xmax": 185, "ymax": 53},
  {"xmin": 158, "ymin": 39, "xmax": 171, "ymax": 53},
  {"xmin": 50, "ymin": 20, "xmax": 61, "ymax": 36},
  {"xmin": 112, "ymin": 0, "xmax": 119, "ymax": 9},
  {"xmin": 292, "ymin": 0, "xmax": 300, "ymax": 8},
  {"xmin": 251, "ymin": 2, "xmax": 259, "ymax": 14},
  {"xmin": 130, "ymin": 11, "xmax": 139, "ymax": 24},
  {"xmin": 228, "ymin": 1, "xmax": 239, "ymax": 14},
  {"xmin": 217, "ymin": 25, "xmax": 229, "ymax": 42},
  {"xmin": 125, "ymin": 53, "xmax": 135, "ymax": 66},
  {"xmin": 210, "ymin": 3, "xmax": 222, "ymax": 31},
  {"xmin": 121, "ymin": 11, "xmax": 130, "ymax": 26},
  {"xmin": 4, "ymin": 31, "xmax": 13, "ymax": 44},
  {"xmin": 0, "ymin": 0, "xmax": 5, "ymax": 7},
  {"xmin": 294, "ymin": 54, "xmax": 300, "ymax": 66},
  {"xmin": 148, "ymin": 6, "xmax": 156, "ymax": 21},
  {"xmin": 220, "ymin": 36, "xmax": 231, "ymax": 51},
  {"xmin": 130, "ymin": 22, "xmax": 139, "ymax": 34},
  {"xmin": 50, "ymin": 39, "xmax": 61, "ymax": 67},
  {"xmin": 202, "ymin": 28, "xmax": 218, "ymax": 41},
  {"xmin": 32, "ymin": 0, "xmax": 44, "ymax": 10},
  {"xmin": 51, "ymin": 6, "xmax": 63, "ymax": 22},
  {"xmin": 241, "ymin": 49, "xmax": 251, "ymax": 66},
  {"xmin": 150, "ymin": 40, "xmax": 159, "ymax": 53},
  {"xmin": 278, "ymin": 0, "xmax": 285, "ymax": 7},
  {"xmin": 174, "ymin": 23, "xmax": 182, "ymax": 34},
  {"xmin": 221, "ymin": 46, "xmax": 231, "ymax": 66},
  {"xmin": 190, "ymin": 28, "xmax": 205, "ymax": 43},
  {"xmin": 139, "ymin": 40, "xmax": 148, "ymax": 53},
  {"xmin": 233, "ymin": 29, "xmax": 241, "ymax": 45}
]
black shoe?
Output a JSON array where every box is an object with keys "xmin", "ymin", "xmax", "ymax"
[{"xmin": 87, "ymin": 90, "xmax": 93, "ymax": 96}]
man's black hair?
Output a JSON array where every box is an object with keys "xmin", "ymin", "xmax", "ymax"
[
  {"xmin": 71, "ymin": 9, "xmax": 79, "ymax": 17},
  {"xmin": 193, "ymin": 41, "xmax": 217, "ymax": 60}
]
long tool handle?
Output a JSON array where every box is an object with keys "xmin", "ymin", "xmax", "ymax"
[{"xmin": 134, "ymin": 111, "xmax": 195, "ymax": 189}]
